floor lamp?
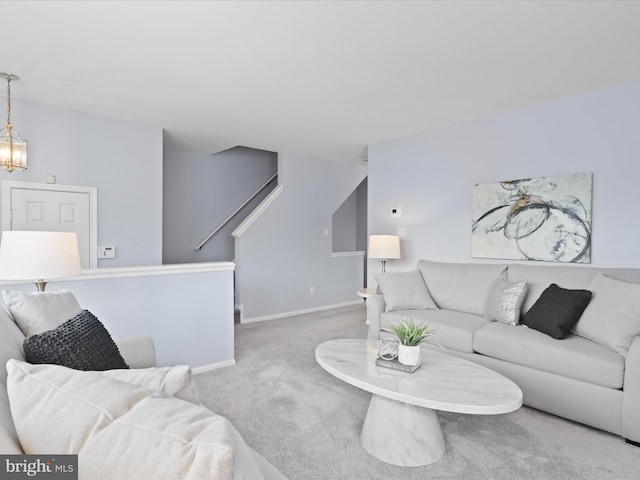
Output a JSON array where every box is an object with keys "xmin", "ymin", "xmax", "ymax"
[
  {"xmin": 0, "ymin": 231, "xmax": 82, "ymax": 291},
  {"xmin": 368, "ymin": 235, "xmax": 401, "ymax": 272}
]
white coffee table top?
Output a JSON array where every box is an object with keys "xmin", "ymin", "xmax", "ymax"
[{"xmin": 316, "ymin": 338, "xmax": 522, "ymax": 415}]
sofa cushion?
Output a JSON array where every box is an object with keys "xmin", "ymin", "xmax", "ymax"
[
  {"xmin": 0, "ymin": 383, "xmax": 22, "ymax": 454},
  {"xmin": 522, "ymin": 284, "xmax": 592, "ymax": 339},
  {"xmin": 0, "ymin": 306, "xmax": 26, "ymax": 385},
  {"xmin": 2, "ymin": 290, "xmax": 82, "ymax": 337},
  {"xmin": 6, "ymin": 359, "xmax": 234, "ymax": 479},
  {"xmin": 484, "ymin": 279, "xmax": 528, "ymax": 325},
  {"xmin": 381, "ymin": 309, "xmax": 490, "ymax": 353},
  {"xmin": 23, "ymin": 310, "xmax": 129, "ymax": 371},
  {"xmin": 101, "ymin": 365, "xmax": 200, "ymax": 404},
  {"xmin": 573, "ymin": 273, "xmax": 640, "ymax": 356},
  {"xmin": 507, "ymin": 264, "xmax": 598, "ymax": 314},
  {"xmin": 473, "ymin": 322, "xmax": 624, "ymax": 389},
  {"xmin": 374, "ymin": 270, "xmax": 437, "ymax": 312},
  {"xmin": 417, "ymin": 260, "xmax": 507, "ymax": 315}
]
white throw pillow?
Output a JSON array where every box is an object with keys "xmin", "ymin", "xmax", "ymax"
[
  {"xmin": 2, "ymin": 290, "xmax": 82, "ymax": 337},
  {"xmin": 573, "ymin": 273, "xmax": 640, "ymax": 356},
  {"xmin": 0, "ymin": 383, "xmax": 22, "ymax": 453},
  {"xmin": 417, "ymin": 260, "xmax": 508, "ymax": 316},
  {"xmin": 484, "ymin": 279, "xmax": 528, "ymax": 326},
  {"xmin": 374, "ymin": 271, "xmax": 438, "ymax": 312},
  {"xmin": 6, "ymin": 359, "xmax": 234, "ymax": 479},
  {"xmin": 101, "ymin": 365, "xmax": 200, "ymax": 404}
]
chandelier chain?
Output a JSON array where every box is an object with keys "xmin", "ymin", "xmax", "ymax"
[{"xmin": 6, "ymin": 75, "xmax": 11, "ymax": 127}]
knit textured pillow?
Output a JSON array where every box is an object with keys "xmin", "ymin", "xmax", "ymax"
[
  {"xmin": 23, "ymin": 310, "xmax": 129, "ymax": 370},
  {"xmin": 522, "ymin": 284, "xmax": 592, "ymax": 339}
]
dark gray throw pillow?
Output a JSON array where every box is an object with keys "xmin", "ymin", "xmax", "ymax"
[
  {"xmin": 522, "ymin": 283, "xmax": 592, "ymax": 339},
  {"xmin": 23, "ymin": 309, "xmax": 129, "ymax": 370}
]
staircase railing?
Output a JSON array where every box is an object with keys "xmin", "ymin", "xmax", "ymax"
[{"xmin": 194, "ymin": 172, "xmax": 278, "ymax": 251}]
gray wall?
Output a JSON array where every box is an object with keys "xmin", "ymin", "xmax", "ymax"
[
  {"xmin": 235, "ymin": 153, "xmax": 367, "ymax": 321},
  {"xmin": 332, "ymin": 189, "xmax": 357, "ymax": 252},
  {"xmin": 355, "ymin": 177, "xmax": 368, "ymax": 252},
  {"xmin": 0, "ymin": 99, "xmax": 163, "ymax": 268},
  {"xmin": 368, "ymin": 80, "xmax": 640, "ymax": 282},
  {"xmin": 163, "ymin": 146, "xmax": 277, "ymax": 264},
  {"xmin": 332, "ymin": 177, "xmax": 367, "ymax": 253}
]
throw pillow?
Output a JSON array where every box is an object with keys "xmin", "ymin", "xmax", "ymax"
[
  {"xmin": 0, "ymin": 383, "xmax": 22, "ymax": 454},
  {"xmin": 374, "ymin": 270, "xmax": 438, "ymax": 312},
  {"xmin": 23, "ymin": 310, "xmax": 129, "ymax": 371},
  {"xmin": 6, "ymin": 359, "xmax": 234, "ymax": 479},
  {"xmin": 522, "ymin": 283, "xmax": 592, "ymax": 339},
  {"xmin": 101, "ymin": 365, "xmax": 200, "ymax": 404},
  {"xmin": 2, "ymin": 290, "xmax": 82, "ymax": 337},
  {"xmin": 484, "ymin": 279, "xmax": 528, "ymax": 325},
  {"xmin": 573, "ymin": 273, "xmax": 640, "ymax": 356}
]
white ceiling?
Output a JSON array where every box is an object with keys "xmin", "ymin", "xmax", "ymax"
[{"xmin": 2, "ymin": 1, "xmax": 640, "ymax": 162}]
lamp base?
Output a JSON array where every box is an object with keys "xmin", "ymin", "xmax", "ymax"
[{"xmin": 34, "ymin": 280, "xmax": 47, "ymax": 292}]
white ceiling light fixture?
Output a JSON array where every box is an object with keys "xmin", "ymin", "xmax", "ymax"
[{"xmin": 0, "ymin": 73, "xmax": 27, "ymax": 173}]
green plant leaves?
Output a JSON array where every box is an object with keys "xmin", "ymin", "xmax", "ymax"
[{"xmin": 387, "ymin": 317, "xmax": 434, "ymax": 346}]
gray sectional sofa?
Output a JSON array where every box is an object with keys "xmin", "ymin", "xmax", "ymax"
[{"xmin": 367, "ymin": 260, "xmax": 640, "ymax": 445}]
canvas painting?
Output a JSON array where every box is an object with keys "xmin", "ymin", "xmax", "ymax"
[{"xmin": 472, "ymin": 172, "xmax": 592, "ymax": 263}]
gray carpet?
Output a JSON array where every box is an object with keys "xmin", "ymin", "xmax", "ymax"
[{"xmin": 195, "ymin": 304, "xmax": 640, "ymax": 480}]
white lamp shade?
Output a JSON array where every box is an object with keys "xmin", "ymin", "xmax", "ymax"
[
  {"xmin": 368, "ymin": 235, "xmax": 401, "ymax": 260},
  {"xmin": 0, "ymin": 231, "xmax": 81, "ymax": 281}
]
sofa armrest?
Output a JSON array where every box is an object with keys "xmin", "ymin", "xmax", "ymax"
[
  {"xmin": 366, "ymin": 295, "xmax": 385, "ymax": 340},
  {"xmin": 622, "ymin": 336, "xmax": 640, "ymax": 443},
  {"xmin": 115, "ymin": 337, "xmax": 156, "ymax": 369}
]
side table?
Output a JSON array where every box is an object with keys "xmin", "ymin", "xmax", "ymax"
[
  {"xmin": 357, "ymin": 288, "xmax": 378, "ymax": 299},
  {"xmin": 357, "ymin": 288, "xmax": 378, "ymax": 325}
]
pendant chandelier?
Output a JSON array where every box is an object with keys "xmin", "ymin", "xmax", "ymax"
[{"xmin": 0, "ymin": 73, "xmax": 27, "ymax": 173}]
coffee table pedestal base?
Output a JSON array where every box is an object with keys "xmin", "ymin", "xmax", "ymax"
[{"xmin": 360, "ymin": 394, "xmax": 446, "ymax": 466}]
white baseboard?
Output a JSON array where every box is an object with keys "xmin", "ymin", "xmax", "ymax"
[
  {"xmin": 234, "ymin": 304, "xmax": 244, "ymax": 323},
  {"xmin": 192, "ymin": 358, "xmax": 236, "ymax": 374},
  {"xmin": 241, "ymin": 300, "xmax": 362, "ymax": 324}
]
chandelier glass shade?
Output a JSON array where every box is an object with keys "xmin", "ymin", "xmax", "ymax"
[{"xmin": 0, "ymin": 73, "xmax": 27, "ymax": 173}]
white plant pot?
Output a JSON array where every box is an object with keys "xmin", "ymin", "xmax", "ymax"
[{"xmin": 398, "ymin": 345, "xmax": 421, "ymax": 366}]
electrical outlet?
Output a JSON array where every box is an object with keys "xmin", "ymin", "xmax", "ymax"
[
  {"xmin": 310, "ymin": 286, "xmax": 315, "ymax": 295},
  {"xmin": 98, "ymin": 245, "xmax": 116, "ymax": 259}
]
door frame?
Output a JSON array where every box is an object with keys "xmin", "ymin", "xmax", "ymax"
[{"xmin": 2, "ymin": 180, "xmax": 98, "ymax": 269}]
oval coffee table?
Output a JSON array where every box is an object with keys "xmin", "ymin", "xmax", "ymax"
[{"xmin": 315, "ymin": 339, "xmax": 523, "ymax": 467}]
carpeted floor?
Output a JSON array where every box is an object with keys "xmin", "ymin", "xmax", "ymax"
[{"xmin": 195, "ymin": 304, "xmax": 640, "ymax": 480}]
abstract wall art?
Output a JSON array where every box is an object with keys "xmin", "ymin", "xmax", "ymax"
[{"xmin": 472, "ymin": 172, "xmax": 592, "ymax": 263}]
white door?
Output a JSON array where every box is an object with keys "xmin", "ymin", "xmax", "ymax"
[{"xmin": 3, "ymin": 182, "xmax": 97, "ymax": 269}]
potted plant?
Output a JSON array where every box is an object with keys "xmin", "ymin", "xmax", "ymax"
[{"xmin": 386, "ymin": 317, "xmax": 435, "ymax": 366}]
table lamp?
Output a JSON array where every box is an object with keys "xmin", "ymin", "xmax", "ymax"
[
  {"xmin": 0, "ymin": 231, "xmax": 82, "ymax": 291},
  {"xmin": 368, "ymin": 235, "xmax": 401, "ymax": 272}
]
